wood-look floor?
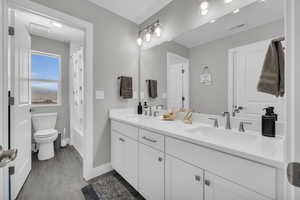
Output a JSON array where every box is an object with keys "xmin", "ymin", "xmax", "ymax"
[{"xmin": 17, "ymin": 146, "xmax": 87, "ymax": 200}]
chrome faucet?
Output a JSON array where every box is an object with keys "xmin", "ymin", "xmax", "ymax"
[
  {"xmin": 232, "ymin": 106, "xmax": 243, "ymax": 117},
  {"xmin": 148, "ymin": 106, "xmax": 153, "ymax": 116},
  {"xmin": 239, "ymin": 121, "xmax": 252, "ymax": 132},
  {"xmin": 208, "ymin": 118, "xmax": 219, "ymax": 128},
  {"xmin": 222, "ymin": 112, "xmax": 231, "ymax": 130}
]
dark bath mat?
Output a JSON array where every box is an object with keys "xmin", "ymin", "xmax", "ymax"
[{"xmin": 82, "ymin": 171, "xmax": 144, "ymax": 200}]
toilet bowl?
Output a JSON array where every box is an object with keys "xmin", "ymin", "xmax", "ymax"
[{"xmin": 32, "ymin": 113, "xmax": 58, "ymax": 161}]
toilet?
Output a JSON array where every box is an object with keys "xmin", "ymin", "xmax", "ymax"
[{"xmin": 32, "ymin": 113, "xmax": 58, "ymax": 161}]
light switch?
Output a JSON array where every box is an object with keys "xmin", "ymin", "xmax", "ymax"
[
  {"xmin": 162, "ymin": 93, "xmax": 167, "ymax": 99},
  {"xmin": 96, "ymin": 90, "xmax": 104, "ymax": 99}
]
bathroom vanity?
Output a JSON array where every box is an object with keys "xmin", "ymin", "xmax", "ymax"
[{"xmin": 110, "ymin": 109, "xmax": 285, "ymax": 200}]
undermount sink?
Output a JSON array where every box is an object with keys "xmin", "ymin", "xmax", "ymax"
[{"xmin": 185, "ymin": 126, "xmax": 257, "ymax": 145}]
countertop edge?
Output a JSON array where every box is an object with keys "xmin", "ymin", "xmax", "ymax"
[{"xmin": 110, "ymin": 116, "xmax": 285, "ymax": 169}]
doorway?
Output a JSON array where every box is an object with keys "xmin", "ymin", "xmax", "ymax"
[
  {"xmin": 2, "ymin": 0, "xmax": 94, "ymax": 199},
  {"xmin": 167, "ymin": 52, "xmax": 189, "ymax": 110}
]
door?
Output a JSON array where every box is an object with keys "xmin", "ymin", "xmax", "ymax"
[
  {"xmin": 286, "ymin": 0, "xmax": 300, "ymax": 198},
  {"xmin": 204, "ymin": 172, "xmax": 269, "ymax": 200},
  {"xmin": 165, "ymin": 155, "xmax": 204, "ymax": 200},
  {"xmin": 139, "ymin": 144, "xmax": 164, "ymax": 200},
  {"xmin": 230, "ymin": 40, "xmax": 285, "ymax": 122},
  {"xmin": 167, "ymin": 63, "xmax": 189, "ymax": 110},
  {"xmin": 9, "ymin": 10, "xmax": 32, "ymax": 199}
]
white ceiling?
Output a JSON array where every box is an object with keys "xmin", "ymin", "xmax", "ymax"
[
  {"xmin": 87, "ymin": 0, "xmax": 173, "ymax": 24},
  {"xmin": 16, "ymin": 10, "xmax": 84, "ymax": 43},
  {"xmin": 175, "ymin": 0, "xmax": 284, "ymax": 48}
]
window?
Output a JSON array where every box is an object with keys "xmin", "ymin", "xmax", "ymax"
[{"xmin": 31, "ymin": 51, "xmax": 61, "ymax": 105}]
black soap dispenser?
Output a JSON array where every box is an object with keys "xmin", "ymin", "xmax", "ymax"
[
  {"xmin": 137, "ymin": 102, "xmax": 143, "ymax": 115},
  {"xmin": 262, "ymin": 107, "xmax": 278, "ymax": 137}
]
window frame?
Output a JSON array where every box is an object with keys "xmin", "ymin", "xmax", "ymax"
[{"xmin": 30, "ymin": 50, "xmax": 62, "ymax": 107}]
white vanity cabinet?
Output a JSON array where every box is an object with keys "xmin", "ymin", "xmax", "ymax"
[
  {"xmin": 111, "ymin": 130, "xmax": 138, "ymax": 190},
  {"xmin": 139, "ymin": 143, "xmax": 164, "ymax": 200},
  {"xmin": 204, "ymin": 172, "xmax": 269, "ymax": 200},
  {"xmin": 165, "ymin": 155, "xmax": 204, "ymax": 200},
  {"xmin": 110, "ymin": 120, "xmax": 279, "ymax": 200}
]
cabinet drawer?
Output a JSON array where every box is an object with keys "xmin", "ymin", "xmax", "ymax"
[
  {"xmin": 139, "ymin": 129, "xmax": 165, "ymax": 152},
  {"xmin": 111, "ymin": 120, "xmax": 139, "ymax": 140},
  {"xmin": 166, "ymin": 137, "xmax": 276, "ymax": 199}
]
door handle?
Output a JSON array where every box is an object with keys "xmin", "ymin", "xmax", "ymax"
[
  {"xmin": 287, "ymin": 162, "xmax": 300, "ymax": 187},
  {"xmin": 0, "ymin": 146, "xmax": 18, "ymax": 168}
]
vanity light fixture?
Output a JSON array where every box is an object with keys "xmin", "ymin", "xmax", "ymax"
[
  {"xmin": 200, "ymin": 1, "xmax": 209, "ymax": 15},
  {"xmin": 145, "ymin": 31, "xmax": 152, "ymax": 42},
  {"xmin": 233, "ymin": 9, "xmax": 240, "ymax": 14},
  {"xmin": 200, "ymin": 1, "xmax": 209, "ymax": 10},
  {"xmin": 52, "ymin": 21, "xmax": 63, "ymax": 28},
  {"xmin": 224, "ymin": 0, "xmax": 233, "ymax": 3},
  {"xmin": 136, "ymin": 20, "xmax": 162, "ymax": 46},
  {"xmin": 154, "ymin": 24, "xmax": 161, "ymax": 37},
  {"xmin": 137, "ymin": 37, "xmax": 143, "ymax": 46}
]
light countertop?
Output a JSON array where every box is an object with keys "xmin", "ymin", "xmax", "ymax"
[{"xmin": 109, "ymin": 109, "xmax": 285, "ymax": 169}]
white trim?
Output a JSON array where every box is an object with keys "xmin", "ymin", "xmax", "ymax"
[
  {"xmin": 86, "ymin": 163, "xmax": 113, "ymax": 180},
  {"xmin": 4, "ymin": 0, "xmax": 94, "ymax": 184},
  {"xmin": 1, "ymin": 0, "xmax": 10, "ymax": 199},
  {"xmin": 285, "ymin": 0, "xmax": 298, "ymax": 199}
]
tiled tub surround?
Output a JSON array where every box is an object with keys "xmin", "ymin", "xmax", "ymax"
[{"xmin": 109, "ymin": 108, "xmax": 285, "ymax": 200}]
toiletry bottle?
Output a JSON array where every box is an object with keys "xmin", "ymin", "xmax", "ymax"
[
  {"xmin": 144, "ymin": 101, "xmax": 148, "ymax": 109},
  {"xmin": 137, "ymin": 102, "xmax": 143, "ymax": 115},
  {"xmin": 262, "ymin": 107, "xmax": 278, "ymax": 137}
]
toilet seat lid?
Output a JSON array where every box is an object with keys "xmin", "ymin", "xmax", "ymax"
[{"xmin": 35, "ymin": 129, "xmax": 58, "ymax": 138}]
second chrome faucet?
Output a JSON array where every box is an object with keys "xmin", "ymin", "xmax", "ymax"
[{"xmin": 222, "ymin": 112, "xmax": 231, "ymax": 130}]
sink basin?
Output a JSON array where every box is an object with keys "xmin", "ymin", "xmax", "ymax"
[{"xmin": 185, "ymin": 126, "xmax": 257, "ymax": 145}]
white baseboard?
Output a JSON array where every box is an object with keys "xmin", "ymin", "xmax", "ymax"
[{"xmin": 87, "ymin": 163, "xmax": 112, "ymax": 180}]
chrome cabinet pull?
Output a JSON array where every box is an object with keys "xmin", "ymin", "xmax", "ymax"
[
  {"xmin": 119, "ymin": 138, "xmax": 125, "ymax": 142},
  {"xmin": 205, "ymin": 180, "xmax": 211, "ymax": 186},
  {"xmin": 195, "ymin": 175, "xmax": 201, "ymax": 182},
  {"xmin": 142, "ymin": 136, "xmax": 157, "ymax": 143}
]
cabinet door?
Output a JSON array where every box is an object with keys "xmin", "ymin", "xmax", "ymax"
[
  {"xmin": 111, "ymin": 131, "xmax": 124, "ymax": 175},
  {"xmin": 139, "ymin": 144, "xmax": 164, "ymax": 200},
  {"xmin": 204, "ymin": 172, "xmax": 269, "ymax": 200},
  {"xmin": 165, "ymin": 155, "xmax": 204, "ymax": 200},
  {"xmin": 123, "ymin": 136, "xmax": 138, "ymax": 190}
]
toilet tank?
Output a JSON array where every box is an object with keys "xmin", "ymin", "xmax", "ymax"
[{"xmin": 32, "ymin": 113, "xmax": 57, "ymax": 131}]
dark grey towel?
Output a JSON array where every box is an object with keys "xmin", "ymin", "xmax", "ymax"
[
  {"xmin": 257, "ymin": 39, "xmax": 285, "ymax": 97},
  {"xmin": 148, "ymin": 80, "xmax": 158, "ymax": 98},
  {"xmin": 120, "ymin": 76, "xmax": 133, "ymax": 99}
]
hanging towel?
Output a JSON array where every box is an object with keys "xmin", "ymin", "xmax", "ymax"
[
  {"xmin": 119, "ymin": 76, "xmax": 133, "ymax": 99},
  {"xmin": 148, "ymin": 80, "xmax": 158, "ymax": 98},
  {"xmin": 257, "ymin": 39, "xmax": 285, "ymax": 97}
]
